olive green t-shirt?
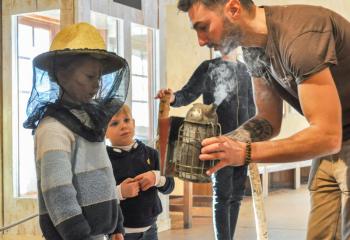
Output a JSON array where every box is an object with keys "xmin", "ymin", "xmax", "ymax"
[{"xmin": 243, "ymin": 5, "xmax": 350, "ymax": 140}]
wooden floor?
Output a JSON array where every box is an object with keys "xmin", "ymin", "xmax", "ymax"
[
  {"xmin": 159, "ymin": 185, "xmax": 309, "ymax": 240},
  {"xmin": 0, "ymin": 236, "xmax": 42, "ymax": 240},
  {"xmin": 1, "ymin": 186, "xmax": 309, "ymax": 240}
]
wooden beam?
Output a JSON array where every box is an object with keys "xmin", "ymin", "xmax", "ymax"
[
  {"xmin": 19, "ymin": 15, "xmax": 60, "ymax": 25},
  {"xmin": 170, "ymin": 205, "xmax": 212, "ymax": 217},
  {"xmin": 60, "ymin": 0, "xmax": 74, "ymax": 28},
  {"xmin": 183, "ymin": 181, "xmax": 193, "ymax": 229},
  {"xmin": 262, "ymin": 171, "xmax": 269, "ymax": 197},
  {"xmin": 294, "ymin": 167, "xmax": 301, "ymax": 189},
  {"xmin": 0, "ymin": 0, "xmax": 3, "ymax": 232}
]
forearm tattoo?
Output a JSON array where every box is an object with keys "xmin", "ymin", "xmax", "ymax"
[{"xmin": 225, "ymin": 118, "xmax": 274, "ymax": 142}]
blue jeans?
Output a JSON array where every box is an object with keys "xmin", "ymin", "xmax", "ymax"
[
  {"xmin": 124, "ymin": 224, "xmax": 158, "ymax": 240},
  {"xmin": 212, "ymin": 165, "xmax": 247, "ymax": 240}
]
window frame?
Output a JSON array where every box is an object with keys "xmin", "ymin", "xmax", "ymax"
[{"xmin": 12, "ymin": 14, "xmax": 60, "ymax": 198}]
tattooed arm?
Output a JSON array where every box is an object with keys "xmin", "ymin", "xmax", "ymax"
[
  {"xmin": 227, "ymin": 118, "xmax": 274, "ymax": 142},
  {"xmin": 200, "ymin": 69, "xmax": 342, "ymax": 174},
  {"xmin": 199, "ymin": 77, "xmax": 283, "ymax": 173},
  {"xmin": 227, "ymin": 76, "xmax": 283, "ymax": 143}
]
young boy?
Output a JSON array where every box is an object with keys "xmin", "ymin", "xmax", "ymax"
[
  {"xmin": 106, "ymin": 104, "xmax": 175, "ymax": 240},
  {"xmin": 24, "ymin": 23, "xmax": 129, "ymax": 240}
]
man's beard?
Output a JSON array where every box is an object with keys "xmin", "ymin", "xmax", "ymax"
[{"xmin": 219, "ymin": 17, "xmax": 242, "ymax": 55}]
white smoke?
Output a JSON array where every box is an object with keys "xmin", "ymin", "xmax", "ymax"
[{"xmin": 209, "ymin": 61, "xmax": 238, "ymax": 106}]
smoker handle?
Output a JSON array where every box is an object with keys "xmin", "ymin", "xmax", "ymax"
[{"xmin": 157, "ymin": 93, "xmax": 171, "ymax": 175}]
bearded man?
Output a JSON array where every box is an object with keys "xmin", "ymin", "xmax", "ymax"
[{"xmin": 177, "ymin": 1, "xmax": 350, "ymax": 239}]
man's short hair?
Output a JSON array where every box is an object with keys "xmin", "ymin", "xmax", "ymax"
[{"xmin": 177, "ymin": 0, "xmax": 254, "ymax": 12}]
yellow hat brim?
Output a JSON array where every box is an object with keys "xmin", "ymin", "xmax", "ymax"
[{"xmin": 33, "ymin": 49, "xmax": 128, "ymax": 74}]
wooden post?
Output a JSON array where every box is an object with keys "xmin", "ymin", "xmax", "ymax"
[
  {"xmin": 0, "ymin": 0, "xmax": 3, "ymax": 232},
  {"xmin": 262, "ymin": 170, "xmax": 269, "ymax": 197},
  {"xmin": 249, "ymin": 163, "xmax": 269, "ymax": 240},
  {"xmin": 294, "ymin": 166, "xmax": 301, "ymax": 189},
  {"xmin": 59, "ymin": 0, "xmax": 75, "ymax": 28},
  {"xmin": 183, "ymin": 181, "xmax": 193, "ymax": 229}
]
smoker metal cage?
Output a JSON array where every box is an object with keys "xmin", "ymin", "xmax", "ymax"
[{"xmin": 174, "ymin": 118, "xmax": 221, "ymax": 183}]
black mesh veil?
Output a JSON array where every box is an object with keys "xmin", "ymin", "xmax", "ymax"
[{"xmin": 23, "ymin": 51, "xmax": 130, "ymax": 142}]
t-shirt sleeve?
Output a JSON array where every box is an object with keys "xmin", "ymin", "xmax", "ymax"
[
  {"xmin": 242, "ymin": 47, "xmax": 269, "ymax": 78},
  {"xmin": 287, "ymin": 31, "xmax": 337, "ymax": 84}
]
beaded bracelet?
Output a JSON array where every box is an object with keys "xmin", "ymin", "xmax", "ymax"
[{"xmin": 245, "ymin": 141, "xmax": 252, "ymax": 165}]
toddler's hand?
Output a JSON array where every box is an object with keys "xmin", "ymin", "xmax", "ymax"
[
  {"xmin": 111, "ymin": 233, "xmax": 124, "ymax": 240},
  {"xmin": 120, "ymin": 178, "xmax": 139, "ymax": 198},
  {"xmin": 134, "ymin": 171, "xmax": 156, "ymax": 191}
]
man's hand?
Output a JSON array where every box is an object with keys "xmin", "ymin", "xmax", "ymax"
[
  {"xmin": 155, "ymin": 88, "xmax": 175, "ymax": 103},
  {"xmin": 199, "ymin": 136, "xmax": 246, "ymax": 175},
  {"xmin": 134, "ymin": 171, "xmax": 156, "ymax": 191},
  {"xmin": 111, "ymin": 233, "xmax": 124, "ymax": 240},
  {"xmin": 120, "ymin": 178, "xmax": 140, "ymax": 198}
]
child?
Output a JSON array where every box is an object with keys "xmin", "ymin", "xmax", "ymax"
[
  {"xmin": 23, "ymin": 22, "xmax": 129, "ymax": 240},
  {"xmin": 106, "ymin": 104, "xmax": 175, "ymax": 240}
]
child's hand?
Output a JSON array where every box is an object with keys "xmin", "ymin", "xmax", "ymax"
[
  {"xmin": 120, "ymin": 178, "xmax": 140, "ymax": 198},
  {"xmin": 134, "ymin": 171, "xmax": 156, "ymax": 191},
  {"xmin": 111, "ymin": 233, "xmax": 124, "ymax": 240}
]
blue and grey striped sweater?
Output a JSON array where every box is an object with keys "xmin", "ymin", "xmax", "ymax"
[{"xmin": 35, "ymin": 117, "xmax": 123, "ymax": 240}]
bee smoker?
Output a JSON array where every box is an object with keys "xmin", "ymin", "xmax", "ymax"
[{"xmin": 173, "ymin": 103, "xmax": 221, "ymax": 183}]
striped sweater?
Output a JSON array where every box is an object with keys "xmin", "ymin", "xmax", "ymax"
[{"xmin": 35, "ymin": 117, "xmax": 123, "ymax": 240}]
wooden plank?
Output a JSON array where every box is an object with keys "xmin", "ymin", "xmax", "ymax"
[
  {"xmin": 4, "ymin": 0, "xmax": 36, "ymax": 14},
  {"xmin": 60, "ymin": 0, "xmax": 74, "ymax": 28},
  {"xmin": 0, "ymin": 236, "xmax": 42, "ymax": 240},
  {"xmin": 262, "ymin": 171, "xmax": 269, "ymax": 197},
  {"xmin": 3, "ymin": 0, "xmax": 59, "ymax": 15},
  {"xmin": 0, "ymin": 0, "xmax": 3, "ymax": 231},
  {"xmin": 261, "ymin": 160, "xmax": 312, "ymax": 173},
  {"xmin": 170, "ymin": 205, "xmax": 212, "ymax": 217},
  {"xmin": 2, "ymin": 7, "xmax": 15, "ymax": 234},
  {"xmin": 294, "ymin": 167, "xmax": 301, "ymax": 189},
  {"xmin": 183, "ymin": 181, "xmax": 193, "ymax": 229},
  {"xmin": 193, "ymin": 182, "xmax": 212, "ymax": 196},
  {"xmin": 170, "ymin": 195, "xmax": 212, "ymax": 207},
  {"xmin": 248, "ymin": 163, "xmax": 268, "ymax": 240},
  {"xmin": 37, "ymin": 0, "xmax": 59, "ymax": 11}
]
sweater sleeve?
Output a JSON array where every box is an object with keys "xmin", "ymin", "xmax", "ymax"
[
  {"xmin": 172, "ymin": 60, "xmax": 210, "ymax": 107},
  {"xmin": 36, "ymin": 119, "xmax": 93, "ymax": 240},
  {"xmin": 150, "ymin": 147, "xmax": 175, "ymax": 195},
  {"xmin": 157, "ymin": 176, "xmax": 175, "ymax": 195},
  {"xmin": 112, "ymin": 205, "xmax": 125, "ymax": 235}
]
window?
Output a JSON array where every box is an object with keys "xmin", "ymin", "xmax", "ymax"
[
  {"xmin": 13, "ymin": 11, "xmax": 60, "ymax": 197},
  {"xmin": 91, "ymin": 12, "xmax": 159, "ymax": 145},
  {"xmin": 90, "ymin": 11, "xmax": 123, "ymax": 56},
  {"xmin": 131, "ymin": 23, "xmax": 157, "ymax": 144}
]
